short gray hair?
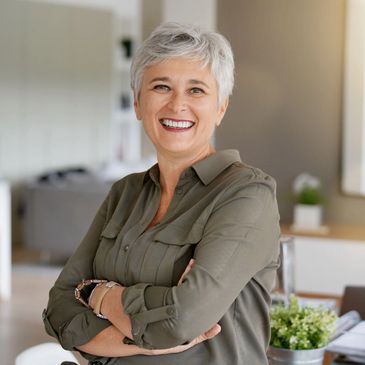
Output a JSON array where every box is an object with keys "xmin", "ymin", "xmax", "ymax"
[{"xmin": 131, "ymin": 22, "xmax": 234, "ymax": 106}]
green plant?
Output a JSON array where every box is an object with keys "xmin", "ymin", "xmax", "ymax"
[
  {"xmin": 293, "ymin": 173, "xmax": 322, "ymax": 205},
  {"xmin": 296, "ymin": 187, "xmax": 321, "ymax": 205},
  {"xmin": 270, "ymin": 295, "xmax": 337, "ymax": 350}
]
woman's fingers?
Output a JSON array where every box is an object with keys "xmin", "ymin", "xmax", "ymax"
[
  {"xmin": 203, "ymin": 324, "xmax": 221, "ymax": 339},
  {"xmin": 178, "ymin": 258, "xmax": 195, "ymax": 285},
  {"xmin": 148, "ymin": 323, "xmax": 221, "ymax": 356},
  {"xmin": 190, "ymin": 324, "xmax": 221, "ymax": 345}
]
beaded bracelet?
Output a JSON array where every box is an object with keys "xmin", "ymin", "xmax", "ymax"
[
  {"xmin": 74, "ymin": 279, "xmax": 107, "ymax": 310},
  {"xmin": 74, "ymin": 279, "xmax": 120, "ymax": 319}
]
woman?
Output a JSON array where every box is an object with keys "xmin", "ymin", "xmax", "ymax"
[{"xmin": 43, "ymin": 22, "xmax": 280, "ymax": 365}]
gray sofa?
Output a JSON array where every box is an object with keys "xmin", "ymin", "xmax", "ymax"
[{"xmin": 23, "ymin": 174, "xmax": 112, "ymax": 261}]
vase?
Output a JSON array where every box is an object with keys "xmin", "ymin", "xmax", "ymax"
[
  {"xmin": 293, "ymin": 204, "xmax": 322, "ymax": 230},
  {"xmin": 267, "ymin": 346, "xmax": 326, "ymax": 365}
]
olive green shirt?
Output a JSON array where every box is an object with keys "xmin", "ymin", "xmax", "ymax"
[{"xmin": 43, "ymin": 149, "xmax": 280, "ymax": 365}]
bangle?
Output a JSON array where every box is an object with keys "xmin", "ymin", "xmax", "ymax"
[
  {"xmin": 92, "ymin": 281, "xmax": 120, "ymax": 319},
  {"xmin": 75, "ymin": 279, "xmax": 107, "ymax": 308}
]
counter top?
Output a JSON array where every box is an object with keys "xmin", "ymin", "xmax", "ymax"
[{"xmin": 281, "ymin": 224, "xmax": 365, "ymax": 242}]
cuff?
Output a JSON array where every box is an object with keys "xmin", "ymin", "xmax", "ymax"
[
  {"xmin": 122, "ymin": 284, "xmax": 177, "ymax": 348},
  {"xmin": 42, "ymin": 308, "xmax": 111, "ymax": 350}
]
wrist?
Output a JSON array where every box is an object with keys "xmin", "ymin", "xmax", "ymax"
[
  {"xmin": 102, "ymin": 286, "xmax": 133, "ymax": 339},
  {"xmin": 101, "ymin": 285, "xmax": 124, "ymax": 319},
  {"xmin": 92, "ymin": 281, "xmax": 121, "ymax": 319}
]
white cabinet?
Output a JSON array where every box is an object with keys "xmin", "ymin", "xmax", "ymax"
[{"xmin": 292, "ymin": 236, "xmax": 365, "ymax": 296}]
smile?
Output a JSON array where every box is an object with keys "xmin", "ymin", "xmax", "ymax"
[{"xmin": 159, "ymin": 118, "xmax": 195, "ymax": 130}]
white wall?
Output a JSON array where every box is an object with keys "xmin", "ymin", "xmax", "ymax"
[
  {"xmin": 0, "ymin": 1, "xmax": 112, "ymax": 182},
  {"xmin": 163, "ymin": 0, "xmax": 216, "ymax": 30}
]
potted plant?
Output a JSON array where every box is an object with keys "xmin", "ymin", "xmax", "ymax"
[
  {"xmin": 268, "ymin": 295, "xmax": 337, "ymax": 365},
  {"xmin": 292, "ymin": 173, "xmax": 323, "ymax": 230}
]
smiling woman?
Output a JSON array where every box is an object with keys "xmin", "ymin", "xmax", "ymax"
[
  {"xmin": 43, "ymin": 22, "xmax": 281, "ymax": 365},
  {"xmin": 134, "ymin": 58, "xmax": 228, "ymax": 160}
]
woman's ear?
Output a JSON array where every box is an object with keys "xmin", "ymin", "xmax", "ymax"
[
  {"xmin": 216, "ymin": 98, "xmax": 229, "ymax": 127},
  {"xmin": 134, "ymin": 94, "xmax": 142, "ymax": 121}
]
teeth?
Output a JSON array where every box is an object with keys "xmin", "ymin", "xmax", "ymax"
[{"xmin": 161, "ymin": 119, "xmax": 194, "ymax": 129}]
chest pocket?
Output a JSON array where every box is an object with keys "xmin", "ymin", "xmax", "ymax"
[
  {"xmin": 140, "ymin": 223, "xmax": 204, "ymax": 287},
  {"xmin": 93, "ymin": 221, "xmax": 121, "ymax": 280}
]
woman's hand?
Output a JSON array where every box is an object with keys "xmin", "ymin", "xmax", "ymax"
[
  {"xmin": 178, "ymin": 258, "xmax": 195, "ymax": 285},
  {"xmin": 146, "ymin": 323, "xmax": 221, "ymax": 355}
]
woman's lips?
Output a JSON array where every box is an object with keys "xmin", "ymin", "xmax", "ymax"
[{"xmin": 159, "ymin": 118, "xmax": 195, "ymax": 131}]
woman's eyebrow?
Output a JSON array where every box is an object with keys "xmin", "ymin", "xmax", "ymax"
[
  {"xmin": 149, "ymin": 77, "xmax": 210, "ymax": 89},
  {"xmin": 149, "ymin": 77, "xmax": 170, "ymax": 84},
  {"xmin": 189, "ymin": 79, "xmax": 210, "ymax": 89}
]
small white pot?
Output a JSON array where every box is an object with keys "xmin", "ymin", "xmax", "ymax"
[
  {"xmin": 268, "ymin": 346, "xmax": 326, "ymax": 365},
  {"xmin": 293, "ymin": 204, "xmax": 322, "ymax": 230}
]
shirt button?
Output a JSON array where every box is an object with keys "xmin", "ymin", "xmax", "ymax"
[
  {"xmin": 124, "ymin": 245, "xmax": 130, "ymax": 252},
  {"xmin": 176, "ymin": 187, "xmax": 183, "ymax": 195},
  {"xmin": 166, "ymin": 307, "xmax": 175, "ymax": 316}
]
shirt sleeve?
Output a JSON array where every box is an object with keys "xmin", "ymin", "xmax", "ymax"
[
  {"xmin": 42, "ymin": 193, "xmax": 112, "ymax": 351},
  {"xmin": 122, "ymin": 178, "xmax": 281, "ymax": 349}
]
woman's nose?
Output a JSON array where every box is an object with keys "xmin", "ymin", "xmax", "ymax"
[{"xmin": 167, "ymin": 92, "xmax": 187, "ymax": 112}]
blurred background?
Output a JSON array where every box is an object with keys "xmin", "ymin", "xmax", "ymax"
[{"xmin": 1, "ymin": 0, "xmax": 365, "ymax": 364}]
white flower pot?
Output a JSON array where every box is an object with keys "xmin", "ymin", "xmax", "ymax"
[
  {"xmin": 293, "ymin": 204, "xmax": 322, "ymax": 230},
  {"xmin": 267, "ymin": 346, "xmax": 326, "ymax": 365}
]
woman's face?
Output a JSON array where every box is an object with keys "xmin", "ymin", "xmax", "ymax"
[{"xmin": 134, "ymin": 58, "xmax": 228, "ymax": 159}]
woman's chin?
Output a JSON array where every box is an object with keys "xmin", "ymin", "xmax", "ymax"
[
  {"xmin": 156, "ymin": 143, "xmax": 212, "ymax": 159},
  {"xmin": 159, "ymin": 146, "xmax": 193, "ymax": 157}
]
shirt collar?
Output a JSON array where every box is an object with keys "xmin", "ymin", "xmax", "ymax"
[
  {"xmin": 144, "ymin": 163, "xmax": 160, "ymax": 185},
  {"xmin": 144, "ymin": 149, "xmax": 242, "ymax": 186},
  {"xmin": 192, "ymin": 149, "xmax": 242, "ymax": 185}
]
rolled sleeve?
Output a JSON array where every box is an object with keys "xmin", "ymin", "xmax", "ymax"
[
  {"xmin": 43, "ymin": 306, "xmax": 111, "ymax": 349},
  {"xmin": 43, "ymin": 193, "xmax": 112, "ymax": 350},
  {"xmin": 122, "ymin": 284, "xmax": 178, "ymax": 348},
  {"xmin": 121, "ymin": 179, "xmax": 280, "ymax": 349}
]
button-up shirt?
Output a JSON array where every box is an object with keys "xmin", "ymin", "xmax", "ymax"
[{"xmin": 43, "ymin": 149, "xmax": 281, "ymax": 365}]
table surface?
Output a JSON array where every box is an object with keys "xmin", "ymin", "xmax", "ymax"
[{"xmin": 281, "ymin": 223, "xmax": 365, "ymax": 242}]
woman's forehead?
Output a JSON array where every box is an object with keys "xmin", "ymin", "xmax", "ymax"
[{"xmin": 142, "ymin": 58, "xmax": 214, "ymax": 82}]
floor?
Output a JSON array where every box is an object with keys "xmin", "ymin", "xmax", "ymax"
[{"xmin": 0, "ymin": 250, "xmax": 87, "ymax": 365}]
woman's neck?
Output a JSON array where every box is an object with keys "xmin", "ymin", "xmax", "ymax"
[{"xmin": 157, "ymin": 145, "xmax": 215, "ymax": 195}]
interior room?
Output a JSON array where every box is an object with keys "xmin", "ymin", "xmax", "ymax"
[{"xmin": 1, "ymin": 0, "xmax": 365, "ymax": 364}]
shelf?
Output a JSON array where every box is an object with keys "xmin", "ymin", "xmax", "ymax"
[{"xmin": 109, "ymin": 1, "xmax": 141, "ymax": 163}]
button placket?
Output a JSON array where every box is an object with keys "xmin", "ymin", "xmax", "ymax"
[{"xmin": 116, "ymin": 186, "xmax": 161, "ymax": 282}]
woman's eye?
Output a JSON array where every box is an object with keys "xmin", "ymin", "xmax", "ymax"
[
  {"xmin": 190, "ymin": 87, "xmax": 205, "ymax": 95},
  {"xmin": 153, "ymin": 84, "xmax": 170, "ymax": 92}
]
